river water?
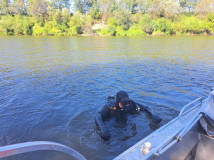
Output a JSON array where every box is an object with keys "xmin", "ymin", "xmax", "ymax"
[{"xmin": 0, "ymin": 36, "xmax": 214, "ymax": 160}]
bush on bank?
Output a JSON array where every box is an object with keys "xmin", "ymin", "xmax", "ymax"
[{"xmin": 0, "ymin": 13, "xmax": 214, "ymax": 36}]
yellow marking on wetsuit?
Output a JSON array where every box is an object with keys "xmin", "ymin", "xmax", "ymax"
[{"xmin": 113, "ymin": 107, "xmax": 116, "ymax": 110}]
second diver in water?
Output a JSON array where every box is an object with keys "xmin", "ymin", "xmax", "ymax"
[{"xmin": 95, "ymin": 91, "xmax": 162, "ymax": 141}]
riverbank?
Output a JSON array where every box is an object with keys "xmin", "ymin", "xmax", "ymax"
[{"xmin": 0, "ymin": 13, "xmax": 214, "ymax": 37}]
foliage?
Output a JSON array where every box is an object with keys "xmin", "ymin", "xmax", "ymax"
[
  {"xmin": 99, "ymin": 17, "xmax": 116, "ymax": 36},
  {"xmin": 203, "ymin": 14, "xmax": 214, "ymax": 34},
  {"xmin": 154, "ymin": 18, "xmax": 176, "ymax": 35},
  {"xmin": 81, "ymin": 14, "xmax": 93, "ymax": 34},
  {"xmin": 0, "ymin": 15, "xmax": 34, "ymax": 35},
  {"xmin": 32, "ymin": 23, "xmax": 46, "ymax": 35},
  {"xmin": 152, "ymin": 30, "xmax": 165, "ymax": 36},
  {"xmin": 0, "ymin": 0, "xmax": 213, "ymax": 36},
  {"xmin": 113, "ymin": 8, "xmax": 131, "ymax": 30},
  {"xmin": 89, "ymin": 2, "xmax": 101, "ymax": 20},
  {"xmin": 0, "ymin": 15, "xmax": 14, "ymax": 35},
  {"xmin": 115, "ymin": 26, "xmax": 127, "ymax": 36},
  {"xmin": 175, "ymin": 16, "xmax": 205, "ymax": 34},
  {"xmin": 126, "ymin": 25, "xmax": 146, "ymax": 36},
  {"xmin": 107, "ymin": 25, "xmax": 116, "ymax": 36},
  {"xmin": 69, "ymin": 11, "xmax": 83, "ymax": 34},
  {"xmin": 131, "ymin": 13, "xmax": 143, "ymax": 24},
  {"xmin": 139, "ymin": 14, "xmax": 154, "ymax": 34},
  {"xmin": 62, "ymin": 8, "xmax": 70, "ymax": 24}
]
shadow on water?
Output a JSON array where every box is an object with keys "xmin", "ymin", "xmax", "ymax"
[
  {"xmin": 0, "ymin": 36, "xmax": 214, "ymax": 160},
  {"xmin": 67, "ymin": 109, "xmax": 165, "ymax": 160}
]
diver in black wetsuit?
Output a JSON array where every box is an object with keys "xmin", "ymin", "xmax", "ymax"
[{"xmin": 95, "ymin": 91, "xmax": 162, "ymax": 141}]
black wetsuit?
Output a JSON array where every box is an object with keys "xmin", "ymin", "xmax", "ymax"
[{"xmin": 95, "ymin": 95, "xmax": 161, "ymax": 140}]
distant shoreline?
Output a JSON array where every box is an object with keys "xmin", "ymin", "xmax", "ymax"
[
  {"xmin": 0, "ymin": 33, "xmax": 213, "ymax": 37},
  {"xmin": 1, "ymin": 14, "xmax": 213, "ymax": 37}
]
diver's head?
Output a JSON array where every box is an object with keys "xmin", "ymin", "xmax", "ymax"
[{"xmin": 116, "ymin": 91, "xmax": 131, "ymax": 109}]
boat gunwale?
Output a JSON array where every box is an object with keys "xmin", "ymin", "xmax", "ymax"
[{"xmin": 114, "ymin": 97, "xmax": 203, "ymax": 160}]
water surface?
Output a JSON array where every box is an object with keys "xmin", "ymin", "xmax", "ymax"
[{"xmin": 0, "ymin": 36, "xmax": 214, "ymax": 160}]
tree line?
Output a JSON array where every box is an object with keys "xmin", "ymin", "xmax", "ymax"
[{"xmin": 0, "ymin": 0, "xmax": 213, "ymax": 36}]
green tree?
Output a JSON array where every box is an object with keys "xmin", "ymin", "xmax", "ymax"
[
  {"xmin": 114, "ymin": 8, "xmax": 132, "ymax": 30},
  {"xmin": 154, "ymin": 18, "xmax": 176, "ymax": 35},
  {"xmin": 139, "ymin": 14, "xmax": 154, "ymax": 34},
  {"xmin": 69, "ymin": 11, "xmax": 93, "ymax": 34},
  {"xmin": 54, "ymin": 9, "xmax": 62, "ymax": 24},
  {"xmin": 126, "ymin": 25, "xmax": 146, "ymax": 36},
  {"xmin": 69, "ymin": 11, "xmax": 83, "ymax": 34},
  {"xmin": 0, "ymin": 14, "xmax": 14, "ymax": 34},
  {"xmin": 131, "ymin": 13, "xmax": 143, "ymax": 24},
  {"xmin": 47, "ymin": 5, "xmax": 55, "ymax": 21},
  {"xmin": 62, "ymin": 7, "xmax": 70, "ymax": 24},
  {"xmin": 81, "ymin": 14, "xmax": 93, "ymax": 34},
  {"xmin": 203, "ymin": 14, "xmax": 214, "ymax": 34},
  {"xmin": 13, "ymin": 15, "xmax": 34, "ymax": 35},
  {"xmin": 88, "ymin": 0, "xmax": 101, "ymax": 19},
  {"xmin": 176, "ymin": 16, "xmax": 205, "ymax": 34}
]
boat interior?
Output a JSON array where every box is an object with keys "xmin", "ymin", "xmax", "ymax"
[{"xmin": 148, "ymin": 121, "xmax": 214, "ymax": 160}]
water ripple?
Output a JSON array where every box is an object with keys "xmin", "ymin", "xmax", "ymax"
[{"xmin": 0, "ymin": 36, "xmax": 214, "ymax": 160}]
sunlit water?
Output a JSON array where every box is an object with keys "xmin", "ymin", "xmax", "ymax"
[{"xmin": 0, "ymin": 36, "xmax": 214, "ymax": 160}]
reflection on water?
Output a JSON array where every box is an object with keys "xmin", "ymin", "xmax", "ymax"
[{"xmin": 0, "ymin": 36, "xmax": 214, "ymax": 160}]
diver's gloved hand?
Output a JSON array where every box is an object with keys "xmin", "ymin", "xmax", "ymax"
[
  {"xmin": 152, "ymin": 115, "xmax": 162, "ymax": 124},
  {"xmin": 100, "ymin": 126, "xmax": 111, "ymax": 141}
]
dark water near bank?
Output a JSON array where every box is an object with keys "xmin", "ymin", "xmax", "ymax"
[{"xmin": 0, "ymin": 36, "xmax": 214, "ymax": 160}]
